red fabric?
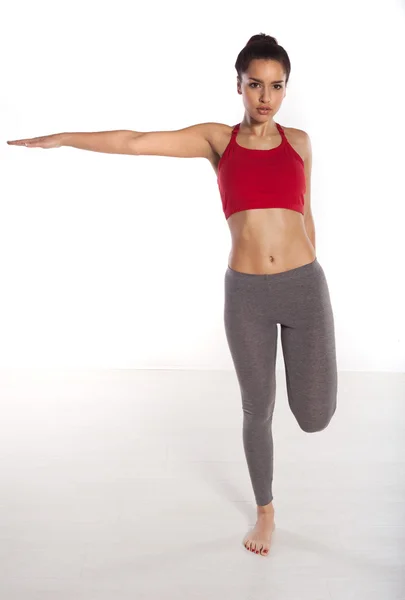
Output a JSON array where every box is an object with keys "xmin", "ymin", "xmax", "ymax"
[{"xmin": 217, "ymin": 122, "xmax": 306, "ymax": 220}]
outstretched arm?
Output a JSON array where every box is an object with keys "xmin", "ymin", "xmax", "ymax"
[{"xmin": 7, "ymin": 123, "xmax": 219, "ymax": 161}]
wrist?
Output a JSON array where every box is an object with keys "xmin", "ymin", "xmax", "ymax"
[{"xmin": 59, "ymin": 132, "xmax": 71, "ymax": 147}]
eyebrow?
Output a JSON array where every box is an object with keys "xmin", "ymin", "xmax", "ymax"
[{"xmin": 248, "ymin": 77, "xmax": 284, "ymax": 84}]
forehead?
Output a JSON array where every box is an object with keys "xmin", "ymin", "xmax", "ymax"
[{"xmin": 245, "ymin": 59, "xmax": 285, "ymax": 82}]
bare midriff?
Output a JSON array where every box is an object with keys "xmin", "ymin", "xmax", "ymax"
[{"xmin": 227, "ymin": 207, "xmax": 316, "ymax": 275}]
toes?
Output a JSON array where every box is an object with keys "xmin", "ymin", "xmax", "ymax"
[{"xmin": 244, "ymin": 540, "xmax": 269, "ymax": 555}]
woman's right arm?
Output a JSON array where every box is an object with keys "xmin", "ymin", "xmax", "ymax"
[{"xmin": 7, "ymin": 123, "xmax": 220, "ymax": 160}]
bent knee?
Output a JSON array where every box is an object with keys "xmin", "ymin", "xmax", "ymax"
[
  {"xmin": 299, "ymin": 419, "xmax": 330, "ymax": 433},
  {"xmin": 299, "ymin": 404, "xmax": 337, "ymax": 433}
]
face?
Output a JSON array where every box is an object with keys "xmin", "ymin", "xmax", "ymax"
[{"xmin": 237, "ymin": 58, "xmax": 287, "ymax": 120}]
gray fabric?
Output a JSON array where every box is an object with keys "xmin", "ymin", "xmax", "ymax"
[{"xmin": 224, "ymin": 258, "xmax": 338, "ymax": 506}]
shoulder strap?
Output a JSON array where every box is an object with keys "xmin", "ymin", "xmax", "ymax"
[
  {"xmin": 231, "ymin": 123, "xmax": 240, "ymax": 136},
  {"xmin": 276, "ymin": 122, "xmax": 286, "ymax": 139}
]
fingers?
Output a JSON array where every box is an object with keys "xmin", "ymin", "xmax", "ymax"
[
  {"xmin": 7, "ymin": 138, "xmax": 44, "ymax": 145},
  {"xmin": 7, "ymin": 134, "xmax": 60, "ymax": 149},
  {"xmin": 7, "ymin": 140, "xmax": 30, "ymax": 145}
]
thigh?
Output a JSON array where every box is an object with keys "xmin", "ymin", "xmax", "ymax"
[
  {"xmin": 280, "ymin": 264, "xmax": 338, "ymax": 431},
  {"xmin": 224, "ymin": 269, "xmax": 278, "ymax": 413}
]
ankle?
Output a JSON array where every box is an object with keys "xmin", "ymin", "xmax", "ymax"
[{"xmin": 257, "ymin": 501, "xmax": 274, "ymax": 516}]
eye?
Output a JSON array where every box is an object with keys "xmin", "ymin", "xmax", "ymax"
[{"xmin": 249, "ymin": 83, "xmax": 283, "ymax": 90}]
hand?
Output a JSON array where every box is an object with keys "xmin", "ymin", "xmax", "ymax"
[{"xmin": 7, "ymin": 133, "xmax": 64, "ymax": 149}]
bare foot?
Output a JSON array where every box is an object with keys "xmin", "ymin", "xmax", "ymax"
[{"xmin": 243, "ymin": 511, "xmax": 276, "ymax": 556}]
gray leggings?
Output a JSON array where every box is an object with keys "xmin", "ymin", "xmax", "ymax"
[{"xmin": 224, "ymin": 257, "xmax": 338, "ymax": 506}]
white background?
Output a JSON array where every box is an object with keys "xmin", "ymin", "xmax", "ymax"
[{"xmin": 1, "ymin": 0, "xmax": 404, "ymax": 370}]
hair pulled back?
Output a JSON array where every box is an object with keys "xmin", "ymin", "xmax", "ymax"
[{"xmin": 235, "ymin": 33, "xmax": 291, "ymax": 85}]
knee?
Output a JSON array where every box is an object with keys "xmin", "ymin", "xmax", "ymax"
[
  {"xmin": 298, "ymin": 403, "xmax": 337, "ymax": 433},
  {"xmin": 299, "ymin": 419, "xmax": 330, "ymax": 433},
  {"xmin": 243, "ymin": 408, "xmax": 274, "ymax": 423}
]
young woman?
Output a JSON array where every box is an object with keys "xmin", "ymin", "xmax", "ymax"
[{"xmin": 7, "ymin": 33, "xmax": 338, "ymax": 558}]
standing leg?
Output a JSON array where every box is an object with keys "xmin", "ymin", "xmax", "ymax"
[
  {"xmin": 224, "ymin": 267, "xmax": 277, "ymax": 556},
  {"xmin": 224, "ymin": 270, "xmax": 278, "ymax": 506}
]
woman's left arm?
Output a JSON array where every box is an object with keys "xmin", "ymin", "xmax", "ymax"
[{"xmin": 302, "ymin": 132, "xmax": 316, "ymax": 253}]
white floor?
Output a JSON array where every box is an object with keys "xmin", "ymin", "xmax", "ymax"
[{"xmin": 1, "ymin": 369, "xmax": 404, "ymax": 600}]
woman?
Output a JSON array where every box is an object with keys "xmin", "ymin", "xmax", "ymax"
[{"xmin": 7, "ymin": 33, "xmax": 338, "ymax": 558}]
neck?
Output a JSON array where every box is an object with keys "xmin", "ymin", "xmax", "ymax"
[{"xmin": 240, "ymin": 118, "xmax": 277, "ymax": 137}]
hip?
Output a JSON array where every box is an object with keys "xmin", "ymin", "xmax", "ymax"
[{"xmin": 224, "ymin": 256, "xmax": 334, "ymax": 328}]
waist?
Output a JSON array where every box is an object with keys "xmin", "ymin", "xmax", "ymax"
[{"xmin": 228, "ymin": 231, "xmax": 316, "ymax": 275}]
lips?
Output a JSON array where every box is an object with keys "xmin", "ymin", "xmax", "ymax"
[{"xmin": 257, "ymin": 107, "xmax": 271, "ymax": 111}]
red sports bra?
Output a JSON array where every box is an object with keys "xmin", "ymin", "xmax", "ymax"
[{"xmin": 217, "ymin": 122, "xmax": 306, "ymax": 220}]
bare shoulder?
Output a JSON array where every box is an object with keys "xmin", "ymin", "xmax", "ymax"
[
  {"xmin": 282, "ymin": 126, "xmax": 311, "ymax": 162},
  {"xmin": 282, "ymin": 125, "xmax": 309, "ymax": 142},
  {"xmin": 205, "ymin": 122, "xmax": 234, "ymax": 148},
  {"xmin": 204, "ymin": 122, "xmax": 235, "ymax": 169}
]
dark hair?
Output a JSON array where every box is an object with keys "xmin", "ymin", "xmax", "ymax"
[{"xmin": 235, "ymin": 33, "xmax": 291, "ymax": 85}]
